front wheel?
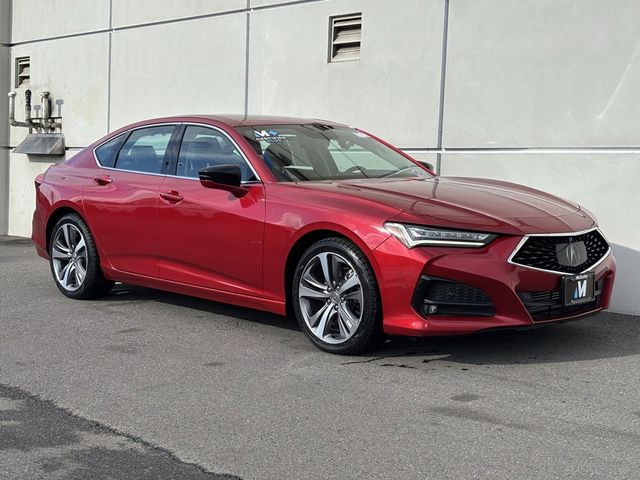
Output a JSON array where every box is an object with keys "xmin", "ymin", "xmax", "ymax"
[
  {"xmin": 292, "ymin": 237, "xmax": 382, "ymax": 354},
  {"xmin": 49, "ymin": 213, "xmax": 114, "ymax": 299}
]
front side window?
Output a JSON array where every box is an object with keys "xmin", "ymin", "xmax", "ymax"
[
  {"xmin": 176, "ymin": 126, "xmax": 257, "ymax": 181},
  {"xmin": 235, "ymin": 124, "xmax": 431, "ymax": 182},
  {"xmin": 114, "ymin": 125, "xmax": 175, "ymax": 174}
]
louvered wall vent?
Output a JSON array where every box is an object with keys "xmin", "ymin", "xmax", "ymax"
[
  {"xmin": 329, "ymin": 13, "xmax": 362, "ymax": 62},
  {"xmin": 15, "ymin": 57, "xmax": 31, "ymax": 88}
]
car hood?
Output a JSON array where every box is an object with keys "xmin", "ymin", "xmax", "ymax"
[{"xmin": 299, "ymin": 176, "xmax": 596, "ymax": 235}]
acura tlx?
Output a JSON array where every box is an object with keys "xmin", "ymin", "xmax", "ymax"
[{"xmin": 32, "ymin": 115, "xmax": 616, "ymax": 354}]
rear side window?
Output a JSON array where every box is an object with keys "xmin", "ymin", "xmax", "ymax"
[
  {"xmin": 94, "ymin": 134, "xmax": 125, "ymax": 168},
  {"xmin": 114, "ymin": 125, "xmax": 175, "ymax": 174}
]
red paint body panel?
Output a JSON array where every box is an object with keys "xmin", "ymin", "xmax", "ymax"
[
  {"xmin": 155, "ymin": 177, "xmax": 266, "ymax": 296},
  {"xmin": 32, "ymin": 115, "xmax": 616, "ymax": 336},
  {"xmin": 83, "ymin": 168, "xmax": 163, "ymax": 277}
]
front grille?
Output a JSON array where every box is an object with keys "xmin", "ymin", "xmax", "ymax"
[
  {"xmin": 412, "ymin": 276, "xmax": 495, "ymax": 317},
  {"xmin": 511, "ymin": 229, "xmax": 609, "ymax": 274},
  {"xmin": 518, "ymin": 278, "xmax": 603, "ymax": 321}
]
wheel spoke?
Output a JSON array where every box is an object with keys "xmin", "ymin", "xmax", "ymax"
[
  {"xmin": 337, "ymin": 273, "xmax": 359, "ymax": 294},
  {"xmin": 60, "ymin": 262, "xmax": 73, "ymax": 288},
  {"xmin": 339, "ymin": 304, "xmax": 360, "ymax": 331},
  {"xmin": 61, "ymin": 224, "xmax": 72, "ymax": 249},
  {"xmin": 337, "ymin": 314, "xmax": 350, "ymax": 338},
  {"xmin": 75, "ymin": 261, "xmax": 86, "ymax": 284},
  {"xmin": 299, "ymin": 283, "xmax": 329, "ymax": 300},
  {"xmin": 52, "ymin": 247, "xmax": 71, "ymax": 260},
  {"xmin": 302, "ymin": 269, "xmax": 328, "ymax": 292},
  {"xmin": 344, "ymin": 290, "xmax": 363, "ymax": 303},
  {"xmin": 317, "ymin": 252, "xmax": 333, "ymax": 286},
  {"xmin": 313, "ymin": 304, "xmax": 335, "ymax": 339},
  {"xmin": 74, "ymin": 237, "xmax": 86, "ymax": 255}
]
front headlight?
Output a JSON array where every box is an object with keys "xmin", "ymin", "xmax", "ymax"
[{"xmin": 384, "ymin": 222, "xmax": 497, "ymax": 248}]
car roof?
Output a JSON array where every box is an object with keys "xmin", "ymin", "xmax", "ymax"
[{"xmin": 127, "ymin": 114, "xmax": 349, "ymax": 128}]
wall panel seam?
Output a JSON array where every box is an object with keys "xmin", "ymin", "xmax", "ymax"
[
  {"xmin": 435, "ymin": 0, "xmax": 450, "ymax": 174},
  {"xmin": 5, "ymin": 0, "xmax": 331, "ymax": 47}
]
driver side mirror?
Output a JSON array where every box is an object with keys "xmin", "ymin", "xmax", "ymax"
[{"xmin": 199, "ymin": 164, "xmax": 242, "ymax": 191}]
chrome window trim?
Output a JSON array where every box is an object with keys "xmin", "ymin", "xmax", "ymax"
[
  {"xmin": 507, "ymin": 226, "xmax": 612, "ymax": 276},
  {"xmin": 92, "ymin": 121, "xmax": 263, "ymax": 184},
  {"xmin": 91, "ymin": 122, "xmax": 178, "ymax": 178}
]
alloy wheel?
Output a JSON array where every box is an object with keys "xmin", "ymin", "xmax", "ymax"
[
  {"xmin": 298, "ymin": 251, "xmax": 364, "ymax": 344},
  {"xmin": 51, "ymin": 223, "xmax": 88, "ymax": 292}
]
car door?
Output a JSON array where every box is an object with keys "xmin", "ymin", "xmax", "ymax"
[
  {"xmin": 82, "ymin": 124, "xmax": 178, "ymax": 276},
  {"xmin": 156, "ymin": 124, "xmax": 266, "ymax": 296}
]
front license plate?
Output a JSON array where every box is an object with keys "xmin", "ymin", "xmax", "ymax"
[{"xmin": 562, "ymin": 272, "xmax": 595, "ymax": 306}]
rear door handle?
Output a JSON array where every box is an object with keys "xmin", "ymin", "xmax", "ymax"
[
  {"xmin": 159, "ymin": 190, "xmax": 183, "ymax": 203},
  {"xmin": 93, "ymin": 175, "xmax": 113, "ymax": 185}
]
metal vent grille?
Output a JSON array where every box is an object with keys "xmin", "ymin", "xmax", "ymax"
[
  {"xmin": 329, "ymin": 13, "xmax": 362, "ymax": 62},
  {"xmin": 15, "ymin": 57, "xmax": 30, "ymax": 88},
  {"xmin": 510, "ymin": 229, "xmax": 610, "ymax": 274}
]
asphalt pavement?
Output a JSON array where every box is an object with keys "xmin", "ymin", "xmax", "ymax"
[{"xmin": 0, "ymin": 236, "xmax": 639, "ymax": 479}]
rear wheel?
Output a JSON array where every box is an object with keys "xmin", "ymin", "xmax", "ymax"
[
  {"xmin": 49, "ymin": 213, "xmax": 114, "ymax": 299},
  {"xmin": 292, "ymin": 237, "xmax": 382, "ymax": 354}
]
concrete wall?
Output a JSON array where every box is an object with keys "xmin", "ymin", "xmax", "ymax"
[
  {"xmin": 1, "ymin": 0, "xmax": 638, "ymax": 314},
  {"xmin": 444, "ymin": 0, "xmax": 640, "ymax": 147},
  {"xmin": 248, "ymin": 0, "xmax": 444, "ymax": 146}
]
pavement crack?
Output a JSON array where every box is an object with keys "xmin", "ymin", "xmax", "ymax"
[
  {"xmin": 0, "ymin": 382, "xmax": 242, "ymax": 479},
  {"xmin": 340, "ymin": 352, "xmax": 418, "ymax": 365}
]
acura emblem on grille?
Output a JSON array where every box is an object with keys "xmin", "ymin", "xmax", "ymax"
[{"xmin": 556, "ymin": 241, "xmax": 588, "ymax": 267}]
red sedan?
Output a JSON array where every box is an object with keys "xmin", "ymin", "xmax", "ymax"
[{"xmin": 32, "ymin": 115, "xmax": 616, "ymax": 354}]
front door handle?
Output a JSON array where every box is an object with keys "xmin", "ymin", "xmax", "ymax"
[
  {"xmin": 93, "ymin": 175, "xmax": 113, "ymax": 185},
  {"xmin": 159, "ymin": 190, "xmax": 183, "ymax": 203}
]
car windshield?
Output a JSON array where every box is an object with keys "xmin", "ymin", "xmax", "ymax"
[{"xmin": 235, "ymin": 124, "xmax": 432, "ymax": 182}]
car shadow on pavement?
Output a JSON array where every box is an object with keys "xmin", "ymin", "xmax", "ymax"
[
  {"xmin": 100, "ymin": 285, "xmax": 638, "ymax": 366},
  {"xmin": 101, "ymin": 283, "xmax": 300, "ymax": 331},
  {"xmin": 363, "ymin": 312, "xmax": 640, "ymax": 366}
]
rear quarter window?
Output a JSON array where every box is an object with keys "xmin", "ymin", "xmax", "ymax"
[{"xmin": 94, "ymin": 134, "xmax": 126, "ymax": 168}]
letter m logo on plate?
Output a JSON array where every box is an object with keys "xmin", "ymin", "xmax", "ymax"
[{"xmin": 574, "ymin": 280, "xmax": 587, "ymax": 299}]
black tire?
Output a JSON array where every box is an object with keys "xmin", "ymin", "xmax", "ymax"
[
  {"xmin": 292, "ymin": 237, "xmax": 382, "ymax": 354},
  {"xmin": 49, "ymin": 213, "xmax": 114, "ymax": 299}
]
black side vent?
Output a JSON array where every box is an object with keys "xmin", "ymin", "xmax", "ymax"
[{"xmin": 412, "ymin": 276, "xmax": 495, "ymax": 318}]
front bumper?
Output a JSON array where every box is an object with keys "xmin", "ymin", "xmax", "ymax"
[{"xmin": 371, "ymin": 234, "xmax": 616, "ymax": 336}]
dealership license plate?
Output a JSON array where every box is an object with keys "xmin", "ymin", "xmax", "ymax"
[{"xmin": 562, "ymin": 272, "xmax": 595, "ymax": 306}]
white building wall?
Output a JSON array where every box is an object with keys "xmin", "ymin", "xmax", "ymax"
[
  {"xmin": 0, "ymin": 0, "xmax": 638, "ymax": 314},
  {"xmin": 248, "ymin": 0, "xmax": 444, "ymax": 146},
  {"xmin": 443, "ymin": 0, "xmax": 640, "ymax": 147},
  {"xmin": 109, "ymin": 14, "xmax": 247, "ymax": 129}
]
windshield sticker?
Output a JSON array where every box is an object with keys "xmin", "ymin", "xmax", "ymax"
[{"xmin": 254, "ymin": 129, "xmax": 286, "ymax": 143}]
